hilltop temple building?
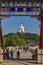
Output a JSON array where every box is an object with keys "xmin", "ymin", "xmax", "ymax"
[{"xmin": 19, "ymin": 23, "xmax": 25, "ymax": 33}]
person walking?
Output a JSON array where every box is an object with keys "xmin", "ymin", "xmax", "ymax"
[
  {"xmin": 6, "ymin": 48, "xmax": 9, "ymax": 59},
  {"xmin": 17, "ymin": 48, "xmax": 20, "ymax": 59},
  {"xmin": 10, "ymin": 49, "xmax": 14, "ymax": 59}
]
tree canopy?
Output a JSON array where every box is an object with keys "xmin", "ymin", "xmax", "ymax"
[{"xmin": 3, "ymin": 32, "xmax": 39, "ymax": 47}]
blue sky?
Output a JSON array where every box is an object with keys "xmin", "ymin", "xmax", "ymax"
[{"xmin": 1, "ymin": 16, "xmax": 40, "ymax": 35}]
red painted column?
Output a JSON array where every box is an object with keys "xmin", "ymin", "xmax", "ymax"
[
  {"xmin": 39, "ymin": 10, "xmax": 43, "ymax": 49},
  {"xmin": 0, "ymin": 19, "xmax": 3, "ymax": 49}
]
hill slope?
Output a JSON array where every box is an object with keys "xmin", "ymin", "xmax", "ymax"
[{"xmin": 3, "ymin": 33, "xmax": 39, "ymax": 47}]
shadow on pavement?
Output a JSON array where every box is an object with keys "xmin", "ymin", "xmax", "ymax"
[{"xmin": 5, "ymin": 58, "xmax": 38, "ymax": 65}]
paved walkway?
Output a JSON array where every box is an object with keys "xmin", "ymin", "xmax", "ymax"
[{"xmin": 0, "ymin": 51, "xmax": 43, "ymax": 65}]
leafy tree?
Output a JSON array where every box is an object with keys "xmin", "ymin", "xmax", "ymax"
[{"xmin": 3, "ymin": 32, "xmax": 39, "ymax": 47}]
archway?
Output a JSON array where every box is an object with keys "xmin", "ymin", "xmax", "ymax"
[{"xmin": 0, "ymin": 1, "xmax": 43, "ymax": 63}]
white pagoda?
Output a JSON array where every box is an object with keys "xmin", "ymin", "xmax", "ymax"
[{"xmin": 19, "ymin": 23, "xmax": 25, "ymax": 33}]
